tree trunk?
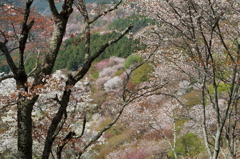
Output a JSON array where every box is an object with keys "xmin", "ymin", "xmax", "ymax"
[
  {"xmin": 17, "ymin": 96, "xmax": 38, "ymax": 159},
  {"xmin": 42, "ymin": 90, "xmax": 71, "ymax": 159},
  {"xmin": 212, "ymin": 129, "xmax": 221, "ymax": 159}
]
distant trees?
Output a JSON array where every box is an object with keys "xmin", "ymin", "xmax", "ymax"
[
  {"xmin": 108, "ymin": 15, "xmax": 156, "ymax": 33},
  {"xmin": 2, "ymin": 0, "xmax": 239, "ymax": 158},
  {"xmin": 53, "ymin": 33, "xmax": 140, "ymax": 71},
  {"xmin": 0, "ymin": 1, "xmax": 53, "ymax": 74},
  {"xmin": 0, "ymin": 0, "xmax": 167, "ymax": 158},
  {"xmin": 168, "ymin": 133, "xmax": 205, "ymax": 158},
  {"xmin": 0, "ymin": 32, "xmax": 140, "ymax": 73},
  {"xmin": 124, "ymin": 55, "xmax": 141, "ymax": 69},
  {"xmin": 131, "ymin": 0, "xmax": 240, "ymax": 158},
  {"xmin": 131, "ymin": 63, "xmax": 152, "ymax": 85},
  {"xmin": 0, "ymin": 6, "xmax": 151, "ymax": 73},
  {"xmin": 0, "ymin": 0, "xmax": 135, "ymax": 158}
]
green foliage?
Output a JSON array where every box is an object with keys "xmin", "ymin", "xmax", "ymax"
[
  {"xmin": 131, "ymin": 63, "xmax": 153, "ymax": 85},
  {"xmin": 124, "ymin": 55, "xmax": 153, "ymax": 86},
  {"xmin": 53, "ymin": 32, "xmax": 140, "ymax": 71},
  {"xmin": 91, "ymin": 132, "xmax": 130, "ymax": 159},
  {"xmin": 108, "ymin": 15, "xmax": 156, "ymax": 33},
  {"xmin": 88, "ymin": 63, "xmax": 99, "ymax": 79},
  {"xmin": 106, "ymin": 132, "xmax": 128, "ymax": 147},
  {"xmin": 54, "ymin": 40, "xmax": 85, "ymax": 71},
  {"xmin": 124, "ymin": 55, "xmax": 141, "ymax": 69},
  {"xmin": 92, "ymin": 19, "xmax": 108, "ymax": 27},
  {"xmin": 114, "ymin": 69, "xmax": 124, "ymax": 77},
  {"xmin": 24, "ymin": 56, "xmax": 37, "ymax": 73},
  {"xmin": 183, "ymin": 90, "xmax": 202, "ymax": 108},
  {"xmin": 91, "ymin": 121, "xmax": 129, "ymax": 159},
  {"xmin": 92, "ymin": 71, "xmax": 99, "ymax": 79},
  {"xmin": 1, "ymin": 22, "xmax": 143, "ymax": 73},
  {"xmin": 168, "ymin": 133, "xmax": 205, "ymax": 158},
  {"xmin": 175, "ymin": 118, "xmax": 188, "ymax": 133},
  {"xmin": 208, "ymin": 83, "xmax": 231, "ymax": 97},
  {"xmin": 95, "ymin": 118, "xmax": 113, "ymax": 131},
  {"xmin": 66, "ymin": 54, "xmax": 82, "ymax": 71}
]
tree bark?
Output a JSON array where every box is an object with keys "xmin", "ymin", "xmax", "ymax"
[
  {"xmin": 42, "ymin": 90, "xmax": 71, "ymax": 159},
  {"xmin": 17, "ymin": 96, "xmax": 38, "ymax": 159}
]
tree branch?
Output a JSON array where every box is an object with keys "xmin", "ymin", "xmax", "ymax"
[
  {"xmin": 0, "ymin": 30, "xmax": 8, "ymax": 44},
  {"xmin": 0, "ymin": 42, "xmax": 18, "ymax": 75},
  {"xmin": 19, "ymin": 0, "xmax": 34, "ymax": 70},
  {"xmin": 34, "ymin": 0, "xmax": 73, "ymax": 86},
  {"xmin": 56, "ymin": 114, "xmax": 86, "ymax": 159},
  {"xmin": 27, "ymin": 48, "xmax": 41, "ymax": 77},
  {"xmin": 0, "ymin": 74, "xmax": 14, "ymax": 83},
  {"xmin": 47, "ymin": 0, "xmax": 60, "ymax": 18},
  {"xmin": 74, "ymin": 0, "xmax": 91, "ymax": 62},
  {"xmin": 56, "ymin": 131, "xmax": 76, "ymax": 159},
  {"xmin": 89, "ymin": 0, "xmax": 122, "ymax": 24},
  {"xmin": 77, "ymin": 101, "xmax": 130, "ymax": 159},
  {"xmin": 74, "ymin": 24, "xmax": 133, "ymax": 82}
]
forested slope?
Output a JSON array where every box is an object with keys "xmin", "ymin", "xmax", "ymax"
[
  {"xmin": 53, "ymin": 32, "xmax": 142, "ymax": 71},
  {"xmin": 0, "ymin": 13, "xmax": 152, "ymax": 73}
]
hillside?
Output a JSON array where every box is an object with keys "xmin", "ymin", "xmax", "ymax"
[
  {"xmin": 1, "ymin": 0, "xmax": 238, "ymax": 158},
  {"xmin": 0, "ymin": 8, "xmax": 153, "ymax": 73}
]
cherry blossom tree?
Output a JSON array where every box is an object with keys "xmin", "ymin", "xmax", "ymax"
[
  {"xmin": 130, "ymin": 0, "xmax": 240, "ymax": 158},
  {"xmin": 0, "ymin": 0, "xmax": 136, "ymax": 158}
]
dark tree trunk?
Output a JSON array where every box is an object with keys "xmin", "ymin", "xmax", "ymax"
[
  {"xmin": 17, "ymin": 96, "xmax": 38, "ymax": 159},
  {"xmin": 41, "ymin": 90, "xmax": 71, "ymax": 159}
]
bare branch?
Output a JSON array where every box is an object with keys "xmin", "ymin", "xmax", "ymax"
[
  {"xmin": 56, "ymin": 114, "xmax": 86, "ymax": 159},
  {"xmin": 27, "ymin": 48, "xmax": 41, "ymax": 77},
  {"xmin": 77, "ymin": 100, "xmax": 130, "ymax": 159},
  {"xmin": 149, "ymin": 123, "xmax": 176, "ymax": 157},
  {"xmin": 89, "ymin": 0, "xmax": 123, "ymax": 24},
  {"xmin": 74, "ymin": 0, "xmax": 91, "ymax": 62},
  {"xmin": 0, "ymin": 74, "xmax": 14, "ymax": 83},
  {"xmin": 19, "ymin": 0, "xmax": 35, "ymax": 70},
  {"xmin": 0, "ymin": 42, "xmax": 18, "ymax": 75},
  {"xmin": 9, "ymin": 47, "xmax": 19, "ymax": 53},
  {"xmin": 56, "ymin": 131, "xmax": 76, "ymax": 159},
  {"xmin": 76, "ymin": 47, "xmax": 162, "ymax": 157},
  {"xmin": 11, "ymin": 22, "xmax": 20, "ymax": 41},
  {"xmin": 0, "ymin": 30, "xmax": 8, "ymax": 44},
  {"xmin": 74, "ymin": 113, "xmax": 87, "ymax": 139},
  {"xmin": 47, "ymin": 0, "xmax": 60, "ymax": 18},
  {"xmin": 74, "ymin": 24, "xmax": 133, "ymax": 82},
  {"xmin": 42, "ymin": 89, "xmax": 72, "ymax": 159}
]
